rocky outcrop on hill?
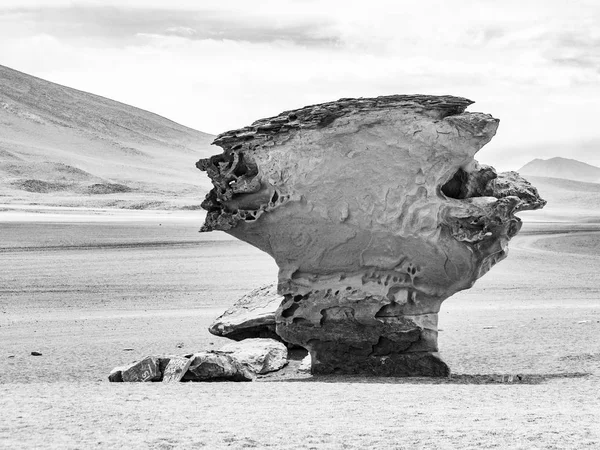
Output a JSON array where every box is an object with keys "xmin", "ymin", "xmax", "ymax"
[{"xmin": 198, "ymin": 95, "xmax": 546, "ymax": 376}]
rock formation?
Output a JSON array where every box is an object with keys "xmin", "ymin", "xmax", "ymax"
[
  {"xmin": 220, "ymin": 338, "xmax": 288, "ymax": 374},
  {"xmin": 183, "ymin": 352, "xmax": 255, "ymax": 381},
  {"xmin": 108, "ymin": 338, "xmax": 291, "ymax": 382},
  {"xmin": 209, "ymin": 284, "xmax": 282, "ymax": 341},
  {"xmin": 197, "ymin": 95, "xmax": 546, "ymax": 376}
]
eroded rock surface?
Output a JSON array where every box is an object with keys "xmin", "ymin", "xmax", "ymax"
[
  {"xmin": 220, "ymin": 338, "xmax": 288, "ymax": 374},
  {"xmin": 197, "ymin": 95, "xmax": 545, "ymax": 376},
  {"xmin": 109, "ymin": 352, "xmax": 256, "ymax": 382},
  {"xmin": 209, "ymin": 284, "xmax": 282, "ymax": 341},
  {"xmin": 162, "ymin": 356, "xmax": 192, "ymax": 383},
  {"xmin": 120, "ymin": 356, "xmax": 162, "ymax": 382},
  {"xmin": 183, "ymin": 351, "xmax": 255, "ymax": 381}
]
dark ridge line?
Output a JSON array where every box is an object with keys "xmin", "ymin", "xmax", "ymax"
[
  {"xmin": 0, "ymin": 240, "xmax": 242, "ymax": 252},
  {"xmin": 213, "ymin": 94, "xmax": 474, "ymax": 148}
]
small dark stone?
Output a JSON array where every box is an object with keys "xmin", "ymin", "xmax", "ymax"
[
  {"xmin": 108, "ymin": 370, "xmax": 123, "ymax": 382},
  {"xmin": 31, "ymin": 351, "xmax": 42, "ymax": 356}
]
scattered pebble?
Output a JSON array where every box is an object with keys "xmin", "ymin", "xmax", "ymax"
[
  {"xmin": 122, "ymin": 348, "xmax": 134, "ymax": 351},
  {"xmin": 483, "ymin": 326, "xmax": 497, "ymax": 329},
  {"xmin": 577, "ymin": 320, "xmax": 591, "ymax": 324},
  {"xmin": 31, "ymin": 351, "xmax": 42, "ymax": 356},
  {"xmin": 176, "ymin": 342, "xmax": 184, "ymax": 348},
  {"xmin": 7, "ymin": 355, "xmax": 15, "ymax": 358}
]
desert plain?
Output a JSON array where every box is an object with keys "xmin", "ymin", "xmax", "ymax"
[{"xmin": 0, "ymin": 203, "xmax": 599, "ymax": 449}]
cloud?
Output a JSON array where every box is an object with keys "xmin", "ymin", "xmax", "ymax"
[
  {"xmin": 164, "ymin": 26, "xmax": 197, "ymax": 37},
  {"xmin": 0, "ymin": 0, "xmax": 599, "ymax": 170},
  {"xmin": 0, "ymin": 5, "xmax": 339, "ymax": 46}
]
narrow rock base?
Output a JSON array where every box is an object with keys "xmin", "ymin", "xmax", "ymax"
[
  {"xmin": 276, "ymin": 290, "xmax": 449, "ymax": 377},
  {"xmin": 310, "ymin": 350, "xmax": 450, "ymax": 377}
]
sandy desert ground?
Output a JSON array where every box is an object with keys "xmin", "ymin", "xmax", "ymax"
[{"xmin": 1, "ymin": 208, "xmax": 599, "ymax": 449}]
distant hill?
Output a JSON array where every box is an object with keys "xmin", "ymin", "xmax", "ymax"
[
  {"xmin": 0, "ymin": 64, "xmax": 215, "ymax": 209},
  {"xmin": 516, "ymin": 175, "xmax": 600, "ymax": 223},
  {"xmin": 518, "ymin": 157, "xmax": 600, "ymax": 184}
]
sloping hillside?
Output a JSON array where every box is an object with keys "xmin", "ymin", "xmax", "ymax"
[
  {"xmin": 519, "ymin": 157, "xmax": 600, "ymax": 184},
  {"xmin": 0, "ymin": 64, "xmax": 215, "ymax": 208}
]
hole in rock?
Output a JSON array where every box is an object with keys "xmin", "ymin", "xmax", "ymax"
[
  {"xmin": 282, "ymin": 303, "xmax": 300, "ymax": 318},
  {"xmin": 375, "ymin": 302, "xmax": 405, "ymax": 318},
  {"xmin": 292, "ymin": 317, "xmax": 311, "ymax": 325},
  {"xmin": 271, "ymin": 191, "xmax": 279, "ymax": 203},
  {"xmin": 371, "ymin": 336, "xmax": 395, "ymax": 356},
  {"xmin": 318, "ymin": 113, "xmax": 338, "ymax": 128},
  {"xmin": 441, "ymin": 168, "xmax": 468, "ymax": 199},
  {"xmin": 293, "ymin": 295, "xmax": 303, "ymax": 302}
]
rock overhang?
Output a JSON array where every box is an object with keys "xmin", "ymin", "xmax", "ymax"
[{"xmin": 197, "ymin": 94, "xmax": 546, "ymax": 376}]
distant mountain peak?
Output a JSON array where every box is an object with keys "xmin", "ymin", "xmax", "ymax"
[{"xmin": 519, "ymin": 157, "xmax": 600, "ymax": 184}]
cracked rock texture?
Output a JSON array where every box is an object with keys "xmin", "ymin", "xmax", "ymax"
[
  {"xmin": 109, "ymin": 351, "xmax": 258, "ymax": 382},
  {"xmin": 197, "ymin": 95, "xmax": 545, "ymax": 376},
  {"xmin": 220, "ymin": 338, "xmax": 288, "ymax": 374}
]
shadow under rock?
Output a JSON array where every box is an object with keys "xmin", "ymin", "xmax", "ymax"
[{"xmin": 263, "ymin": 372, "xmax": 592, "ymax": 385}]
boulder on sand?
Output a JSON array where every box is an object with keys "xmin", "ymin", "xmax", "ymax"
[
  {"xmin": 209, "ymin": 284, "xmax": 282, "ymax": 341},
  {"xmin": 110, "ymin": 352, "xmax": 257, "ymax": 382},
  {"xmin": 110, "ymin": 355, "xmax": 176, "ymax": 382},
  {"xmin": 120, "ymin": 356, "xmax": 162, "ymax": 382},
  {"xmin": 162, "ymin": 356, "xmax": 192, "ymax": 383},
  {"xmin": 220, "ymin": 338, "xmax": 288, "ymax": 374},
  {"xmin": 182, "ymin": 351, "xmax": 256, "ymax": 381}
]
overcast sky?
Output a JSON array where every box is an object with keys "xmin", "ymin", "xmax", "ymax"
[{"xmin": 1, "ymin": 0, "xmax": 599, "ymax": 170}]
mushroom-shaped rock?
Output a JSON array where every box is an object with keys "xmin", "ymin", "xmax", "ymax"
[
  {"xmin": 220, "ymin": 338, "xmax": 288, "ymax": 374},
  {"xmin": 197, "ymin": 95, "xmax": 545, "ymax": 377}
]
